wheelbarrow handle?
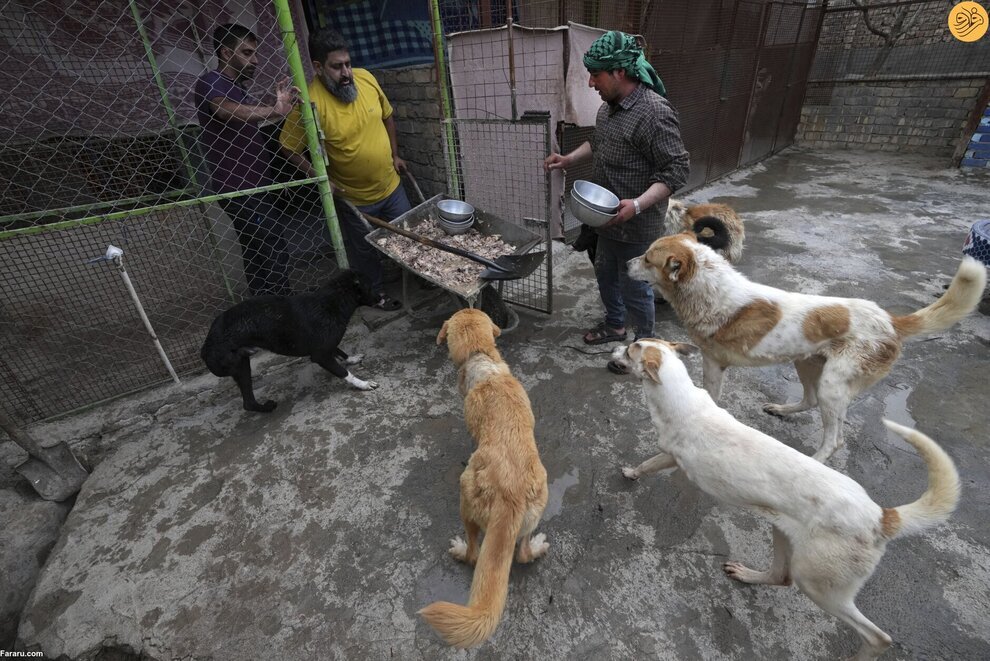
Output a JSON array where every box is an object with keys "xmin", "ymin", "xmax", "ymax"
[
  {"xmin": 345, "ymin": 202, "xmax": 511, "ymax": 273},
  {"xmin": 404, "ymin": 171, "xmax": 427, "ymax": 205}
]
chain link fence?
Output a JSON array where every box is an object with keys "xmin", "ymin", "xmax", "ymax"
[
  {"xmin": 2, "ymin": 0, "xmax": 827, "ymax": 423},
  {"xmin": 0, "ymin": 0, "xmax": 338, "ymax": 424}
]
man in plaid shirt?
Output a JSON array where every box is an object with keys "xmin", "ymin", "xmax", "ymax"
[{"xmin": 545, "ymin": 31, "xmax": 689, "ymax": 374}]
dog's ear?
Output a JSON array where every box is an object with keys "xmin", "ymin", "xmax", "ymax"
[
  {"xmin": 436, "ymin": 320, "xmax": 449, "ymax": 345},
  {"xmin": 665, "ymin": 255, "xmax": 682, "ymax": 281},
  {"xmin": 490, "ymin": 320, "xmax": 501, "ymax": 339},
  {"xmin": 641, "ymin": 345, "xmax": 663, "ymax": 384},
  {"xmin": 670, "ymin": 342, "xmax": 699, "ymax": 357}
]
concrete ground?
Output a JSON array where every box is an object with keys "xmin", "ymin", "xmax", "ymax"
[{"xmin": 4, "ymin": 147, "xmax": 989, "ymax": 660}]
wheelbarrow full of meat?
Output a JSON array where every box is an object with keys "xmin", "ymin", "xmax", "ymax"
[{"xmin": 362, "ymin": 194, "xmax": 546, "ymax": 328}]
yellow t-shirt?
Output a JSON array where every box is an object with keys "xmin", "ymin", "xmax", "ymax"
[{"xmin": 280, "ymin": 68, "xmax": 400, "ymax": 206}]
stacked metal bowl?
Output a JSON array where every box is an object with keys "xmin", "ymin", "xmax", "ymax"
[
  {"xmin": 437, "ymin": 199, "xmax": 476, "ymax": 235},
  {"xmin": 568, "ymin": 180, "xmax": 619, "ymax": 227}
]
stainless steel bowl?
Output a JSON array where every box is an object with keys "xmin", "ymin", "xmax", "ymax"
[
  {"xmin": 568, "ymin": 190, "xmax": 616, "ymax": 228},
  {"xmin": 437, "ymin": 199, "xmax": 475, "ymax": 222},
  {"xmin": 572, "ymin": 180, "xmax": 619, "ymax": 213},
  {"xmin": 439, "ymin": 216, "xmax": 474, "ymax": 235},
  {"xmin": 437, "ymin": 213, "xmax": 474, "ymax": 226}
]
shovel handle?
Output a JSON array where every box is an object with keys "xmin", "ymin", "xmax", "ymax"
[
  {"xmin": 344, "ymin": 202, "xmax": 510, "ymax": 272},
  {"xmin": 0, "ymin": 409, "xmax": 45, "ymax": 457}
]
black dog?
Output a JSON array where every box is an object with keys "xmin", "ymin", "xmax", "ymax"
[{"xmin": 200, "ymin": 269, "xmax": 381, "ymax": 412}]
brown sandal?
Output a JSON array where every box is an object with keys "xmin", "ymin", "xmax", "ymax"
[{"xmin": 583, "ymin": 323, "xmax": 627, "ymax": 345}]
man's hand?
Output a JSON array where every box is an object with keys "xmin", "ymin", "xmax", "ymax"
[
  {"xmin": 393, "ymin": 156, "xmax": 408, "ymax": 175},
  {"xmin": 602, "ymin": 199, "xmax": 637, "ymax": 227},
  {"xmin": 273, "ymin": 77, "xmax": 300, "ymax": 117},
  {"xmin": 543, "ymin": 152, "xmax": 569, "ymax": 172}
]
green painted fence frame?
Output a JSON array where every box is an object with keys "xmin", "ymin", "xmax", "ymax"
[{"xmin": 0, "ymin": 0, "xmax": 347, "ymax": 274}]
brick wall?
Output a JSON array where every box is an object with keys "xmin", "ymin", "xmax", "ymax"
[
  {"xmin": 371, "ymin": 65, "xmax": 447, "ymax": 203},
  {"xmin": 796, "ymin": 79, "xmax": 983, "ymax": 156},
  {"xmin": 961, "ymin": 102, "xmax": 990, "ymax": 168}
]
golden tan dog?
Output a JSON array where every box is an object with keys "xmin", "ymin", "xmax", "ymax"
[
  {"xmin": 628, "ymin": 233, "xmax": 986, "ymax": 461},
  {"xmin": 420, "ymin": 309, "xmax": 549, "ymax": 648},
  {"xmin": 665, "ymin": 200, "xmax": 745, "ymax": 263}
]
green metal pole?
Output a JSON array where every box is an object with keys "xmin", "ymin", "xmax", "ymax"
[
  {"xmin": 429, "ymin": 0, "xmax": 462, "ymax": 197},
  {"xmin": 0, "ymin": 178, "xmax": 324, "ymax": 240},
  {"xmin": 127, "ymin": 0, "xmax": 236, "ymax": 301},
  {"xmin": 272, "ymin": 0, "xmax": 348, "ymax": 269},
  {"xmin": 0, "ymin": 188, "xmax": 193, "ymax": 226},
  {"xmin": 127, "ymin": 0, "xmax": 200, "ymax": 189}
]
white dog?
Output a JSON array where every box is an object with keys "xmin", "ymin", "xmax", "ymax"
[
  {"xmin": 627, "ymin": 233, "xmax": 986, "ymax": 461},
  {"xmin": 613, "ymin": 339, "xmax": 960, "ymax": 660}
]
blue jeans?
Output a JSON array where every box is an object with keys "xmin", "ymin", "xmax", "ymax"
[
  {"xmin": 336, "ymin": 185, "xmax": 413, "ymax": 293},
  {"xmin": 594, "ymin": 235, "xmax": 655, "ymax": 339}
]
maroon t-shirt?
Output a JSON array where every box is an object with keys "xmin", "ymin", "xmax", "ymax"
[{"xmin": 195, "ymin": 71, "xmax": 272, "ymax": 193}]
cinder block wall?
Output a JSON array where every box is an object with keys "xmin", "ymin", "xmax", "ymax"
[
  {"xmin": 796, "ymin": 79, "xmax": 983, "ymax": 156},
  {"xmin": 372, "ymin": 65, "xmax": 447, "ymax": 202},
  {"xmin": 961, "ymin": 102, "xmax": 990, "ymax": 168}
]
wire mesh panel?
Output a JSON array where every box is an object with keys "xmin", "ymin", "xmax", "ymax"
[
  {"xmin": 811, "ymin": 0, "xmax": 990, "ymax": 83},
  {"xmin": 442, "ymin": 116, "xmax": 553, "ymax": 313},
  {"xmin": 0, "ymin": 205, "xmax": 231, "ymax": 418},
  {"xmin": 0, "ymin": 0, "xmax": 340, "ymax": 423}
]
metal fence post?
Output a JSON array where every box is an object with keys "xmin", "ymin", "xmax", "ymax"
[{"xmin": 272, "ymin": 0, "xmax": 348, "ymax": 269}]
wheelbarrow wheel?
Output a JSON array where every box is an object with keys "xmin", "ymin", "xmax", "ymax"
[{"xmin": 478, "ymin": 287, "xmax": 518, "ymax": 333}]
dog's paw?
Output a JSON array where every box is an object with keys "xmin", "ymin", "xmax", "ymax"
[
  {"xmin": 621, "ymin": 467, "xmax": 640, "ymax": 480},
  {"xmin": 345, "ymin": 353, "xmax": 364, "ymax": 365},
  {"xmin": 723, "ymin": 561, "xmax": 791, "ymax": 586},
  {"xmin": 527, "ymin": 533, "xmax": 549, "ymax": 559},
  {"xmin": 763, "ymin": 402, "xmax": 803, "ymax": 418},
  {"xmin": 247, "ymin": 400, "xmax": 277, "ymax": 413},
  {"xmin": 448, "ymin": 536, "xmax": 469, "ymax": 562},
  {"xmin": 345, "ymin": 372, "xmax": 379, "ymax": 390}
]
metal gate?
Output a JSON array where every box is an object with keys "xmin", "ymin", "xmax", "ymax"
[{"xmin": 441, "ymin": 115, "xmax": 554, "ymax": 314}]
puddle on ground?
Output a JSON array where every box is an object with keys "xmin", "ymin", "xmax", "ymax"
[
  {"xmin": 543, "ymin": 468, "xmax": 579, "ymax": 521},
  {"xmin": 883, "ymin": 383, "xmax": 916, "ymax": 428}
]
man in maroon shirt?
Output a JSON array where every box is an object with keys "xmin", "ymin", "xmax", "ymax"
[{"xmin": 195, "ymin": 23, "xmax": 297, "ymax": 296}]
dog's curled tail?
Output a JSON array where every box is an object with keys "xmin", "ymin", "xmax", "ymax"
[
  {"xmin": 880, "ymin": 419, "xmax": 960, "ymax": 540},
  {"xmin": 692, "ymin": 216, "xmax": 731, "ymax": 253},
  {"xmin": 892, "ymin": 256, "xmax": 986, "ymax": 339},
  {"xmin": 418, "ymin": 504, "xmax": 521, "ymax": 648}
]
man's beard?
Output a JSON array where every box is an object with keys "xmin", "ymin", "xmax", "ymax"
[{"xmin": 324, "ymin": 75, "xmax": 358, "ymax": 103}]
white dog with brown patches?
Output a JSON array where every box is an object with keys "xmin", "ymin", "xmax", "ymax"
[
  {"xmin": 628, "ymin": 233, "xmax": 986, "ymax": 461},
  {"xmin": 613, "ymin": 339, "xmax": 960, "ymax": 660}
]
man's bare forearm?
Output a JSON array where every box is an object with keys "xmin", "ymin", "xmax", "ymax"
[
  {"xmin": 211, "ymin": 99, "xmax": 281, "ymax": 123},
  {"xmin": 635, "ymin": 182, "xmax": 674, "ymax": 213}
]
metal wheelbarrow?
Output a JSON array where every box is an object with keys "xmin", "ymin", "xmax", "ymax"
[{"xmin": 363, "ymin": 194, "xmax": 545, "ymax": 326}]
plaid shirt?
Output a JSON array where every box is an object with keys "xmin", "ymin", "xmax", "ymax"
[{"xmin": 591, "ymin": 84, "xmax": 690, "ymax": 243}]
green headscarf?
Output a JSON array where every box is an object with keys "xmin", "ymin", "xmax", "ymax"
[{"xmin": 582, "ymin": 30, "xmax": 666, "ymax": 98}]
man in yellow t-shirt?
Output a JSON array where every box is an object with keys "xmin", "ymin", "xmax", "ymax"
[{"xmin": 280, "ymin": 28, "xmax": 410, "ymax": 311}]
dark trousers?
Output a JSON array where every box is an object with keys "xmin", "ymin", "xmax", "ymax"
[
  {"xmin": 335, "ymin": 185, "xmax": 413, "ymax": 294},
  {"xmin": 220, "ymin": 194, "xmax": 291, "ymax": 297},
  {"xmin": 594, "ymin": 235, "xmax": 655, "ymax": 339}
]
